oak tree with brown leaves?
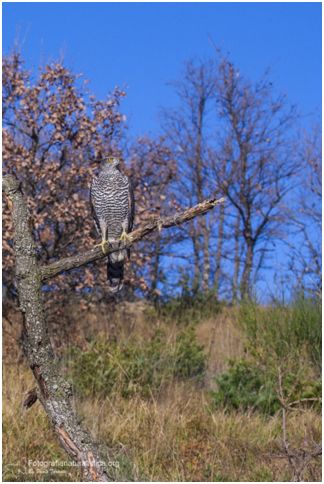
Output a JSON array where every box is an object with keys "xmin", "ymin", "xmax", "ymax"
[
  {"xmin": 3, "ymin": 54, "xmax": 177, "ymax": 312},
  {"xmin": 3, "ymin": 54, "xmax": 124, "ymax": 306}
]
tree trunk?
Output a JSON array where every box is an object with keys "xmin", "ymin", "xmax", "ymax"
[
  {"xmin": 191, "ymin": 225, "xmax": 201, "ymax": 294},
  {"xmin": 150, "ymin": 233, "xmax": 161, "ymax": 299},
  {"xmin": 3, "ymin": 173, "xmax": 225, "ymax": 479},
  {"xmin": 201, "ymin": 217, "xmax": 211, "ymax": 293},
  {"xmin": 232, "ymin": 212, "xmax": 241, "ymax": 301},
  {"xmin": 3, "ymin": 175, "xmax": 111, "ymax": 482},
  {"xmin": 195, "ymin": 91, "xmax": 211, "ymax": 293},
  {"xmin": 214, "ymin": 203, "xmax": 225, "ymax": 298},
  {"xmin": 240, "ymin": 239, "xmax": 254, "ymax": 300}
]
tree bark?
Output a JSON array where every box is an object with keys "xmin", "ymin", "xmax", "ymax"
[
  {"xmin": 240, "ymin": 239, "xmax": 254, "ymax": 300},
  {"xmin": 3, "ymin": 175, "xmax": 111, "ymax": 482},
  {"xmin": 232, "ymin": 212, "xmax": 241, "ymax": 301},
  {"xmin": 190, "ymin": 223, "xmax": 201, "ymax": 294},
  {"xmin": 214, "ymin": 202, "xmax": 225, "ymax": 298},
  {"xmin": 201, "ymin": 216, "xmax": 211, "ymax": 293},
  {"xmin": 3, "ymin": 173, "xmax": 224, "ymax": 480},
  {"xmin": 150, "ymin": 232, "xmax": 161, "ymax": 299}
]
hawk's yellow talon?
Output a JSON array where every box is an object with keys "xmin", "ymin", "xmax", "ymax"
[
  {"xmin": 119, "ymin": 229, "xmax": 132, "ymax": 244},
  {"xmin": 95, "ymin": 240, "xmax": 109, "ymax": 254}
]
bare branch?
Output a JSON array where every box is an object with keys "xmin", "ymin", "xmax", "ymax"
[{"xmin": 40, "ymin": 196, "xmax": 225, "ymax": 281}]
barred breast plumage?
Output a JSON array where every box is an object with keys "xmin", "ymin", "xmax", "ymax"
[
  {"xmin": 90, "ymin": 157, "xmax": 135, "ymax": 293},
  {"xmin": 91, "ymin": 170, "xmax": 129, "ymax": 240}
]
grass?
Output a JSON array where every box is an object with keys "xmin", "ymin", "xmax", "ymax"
[
  {"xmin": 66, "ymin": 326, "xmax": 206, "ymax": 399},
  {"xmin": 239, "ymin": 296, "xmax": 321, "ymax": 371},
  {"xmin": 2, "ymin": 295, "xmax": 322, "ymax": 482},
  {"xmin": 76, "ymin": 383, "xmax": 321, "ymax": 482},
  {"xmin": 3, "ymin": 364, "xmax": 321, "ymax": 482},
  {"xmin": 2, "ymin": 365, "xmax": 81, "ymax": 482}
]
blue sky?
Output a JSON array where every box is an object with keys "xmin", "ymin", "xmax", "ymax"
[
  {"xmin": 3, "ymin": 2, "xmax": 322, "ymax": 299},
  {"xmin": 3, "ymin": 2, "xmax": 322, "ymax": 136}
]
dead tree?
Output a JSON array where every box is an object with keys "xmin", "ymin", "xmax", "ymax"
[{"xmin": 3, "ymin": 173, "xmax": 224, "ymax": 482}]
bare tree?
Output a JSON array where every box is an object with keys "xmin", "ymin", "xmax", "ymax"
[
  {"xmin": 161, "ymin": 60, "xmax": 220, "ymax": 294},
  {"xmin": 162, "ymin": 54, "xmax": 302, "ymax": 301},
  {"xmin": 211, "ymin": 54, "xmax": 300, "ymax": 298},
  {"xmin": 287, "ymin": 126, "xmax": 321, "ymax": 295}
]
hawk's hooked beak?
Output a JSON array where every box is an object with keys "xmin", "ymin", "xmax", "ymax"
[{"xmin": 106, "ymin": 157, "xmax": 120, "ymax": 164}]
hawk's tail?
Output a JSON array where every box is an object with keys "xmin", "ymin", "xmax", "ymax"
[{"xmin": 107, "ymin": 251, "xmax": 125, "ymax": 293}]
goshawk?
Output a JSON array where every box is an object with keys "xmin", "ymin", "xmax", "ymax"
[{"xmin": 90, "ymin": 157, "xmax": 134, "ymax": 293}]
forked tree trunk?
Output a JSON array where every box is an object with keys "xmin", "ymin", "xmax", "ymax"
[
  {"xmin": 3, "ymin": 175, "xmax": 111, "ymax": 481},
  {"xmin": 3, "ymin": 173, "xmax": 225, "ymax": 481}
]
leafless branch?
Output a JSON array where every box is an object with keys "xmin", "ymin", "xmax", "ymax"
[{"xmin": 40, "ymin": 196, "xmax": 225, "ymax": 281}]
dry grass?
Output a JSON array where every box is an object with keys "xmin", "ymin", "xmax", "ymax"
[
  {"xmin": 2, "ymin": 365, "xmax": 81, "ymax": 482},
  {"xmin": 2, "ymin": 303, "xmax": 321, "ymax": 482},
  {"xmin": 195, "ymin": 306, "xmax": 244, "ymax": 387},
  {"xmin": 3, "ymin": 363, "xmax": 321, "ymax": 482},
  {"xmin": 77, "ymin": 384, "xmax": 321, "ymax": 482}
]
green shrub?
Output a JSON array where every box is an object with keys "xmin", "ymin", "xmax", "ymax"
[
  {"xmin": 67, "ymin": 328, "xmax": 206, "ymax": 399},
  {"xmin": 212, "ymin": 360, "xmax": 280, "ymax": 415},
  {"xmin": 212, "ymin": 297, "xmax": 322, "ymax": 415},
  {"xmin": 151, "ymin": 291, "xmax": 222, "ymax": 326},
  {"xmin": 211, "ymin": 359, "xmax": 321, "ymax": 415},
  {"xmin": 174, "ymin": 327, "xmax": 206, "ymax": 379}
]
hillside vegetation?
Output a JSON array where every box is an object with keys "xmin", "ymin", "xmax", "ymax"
[{"xmin": 3, "ymin": 295, "xmax": 321, "ymax": 481}]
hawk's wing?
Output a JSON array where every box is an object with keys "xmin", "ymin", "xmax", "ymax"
[
  {"xmin": 89, "ymin": 177, "xmax": 101, "ymax": 236},
  {"xmin": 128, "ymin": 178, "xmax": 135, "ymax": 233}
]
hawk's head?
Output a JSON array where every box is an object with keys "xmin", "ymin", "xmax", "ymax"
[{"xmin": 106, "ymin": 156, "xmax": 120, "ymax": 168}]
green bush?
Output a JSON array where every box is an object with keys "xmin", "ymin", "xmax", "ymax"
[
  {"xmin": 67, "ymin": 328, "xmax": 206, "ymax": 399},
  {"xmin": 211, "ymin": 359, "xmax": 321, "ymax": 415},
  {"xmin": 211, "ymin": 296, "xmax": 322, "ymax": 415},
  {"xmin": 212, "ymin": 360, "xmax": 280, "ymax": 415},
  {"xmin": 174, "ymin": 328, "xmax": 206, "ymax": 378},
  {"xmin": 151, "ymin": 291, "xmax": 222, "ymax": 326}
]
